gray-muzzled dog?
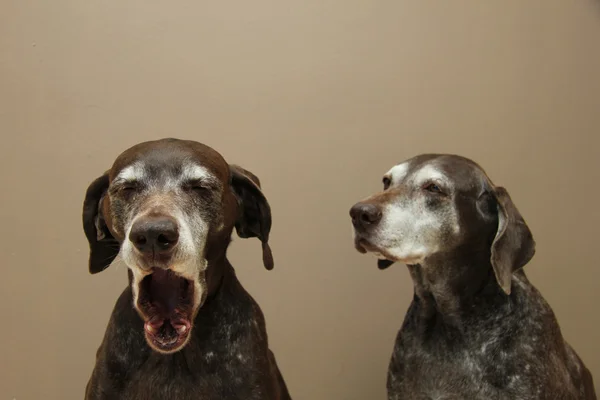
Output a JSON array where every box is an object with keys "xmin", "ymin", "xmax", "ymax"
[{"xmin": 350, "ymin": 154, "xmax": 596, "ymax": 400}]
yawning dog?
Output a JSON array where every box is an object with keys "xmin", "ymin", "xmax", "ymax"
[{"xmin": 82, "ymin": 138, "xmax": 291, "ymax": 400}]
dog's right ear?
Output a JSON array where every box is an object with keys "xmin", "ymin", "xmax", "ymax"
[
  {"xmin": 82, "ymin": 172, "xmax": 120, "ymax": 274},
  {"xmin": 230, "ymin": 164, "xmax": 274, "ymax": 271},
  {"xmin": 489, "ymin": 186, "xmax": 536, "ymax": 295}
]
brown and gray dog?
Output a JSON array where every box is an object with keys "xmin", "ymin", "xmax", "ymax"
[
  {"xmin": 82, "ymin": 138, "xmax": 291, "ymax": 400},
  {"xmin": 350, "ymin": 154, "xmax": 596, "ymax": 400}
]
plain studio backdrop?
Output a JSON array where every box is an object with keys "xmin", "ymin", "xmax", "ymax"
[{"xmin": 1, "ymin": 1, "xmax": 599, "ymax": 399}]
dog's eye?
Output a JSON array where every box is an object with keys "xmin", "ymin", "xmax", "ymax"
[
  {"xmin": 382, "ymin": 177, "xmax": 391, "ymax": 190},
  {"xmin": 184, "ymin": 181, "xmax": 210, "ymax": 194},
  {"xmin": 424, "ymin": 183, "xmax": 443, "ymax": 194},
  {"xmin": 120, "ymin": 183, "xmax": 139, "ymax": 194}
]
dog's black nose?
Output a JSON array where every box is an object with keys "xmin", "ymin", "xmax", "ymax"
[
  {"xmin": 129, "ymin": 217, "xmax": 179, "ymax": 254},
  {"xmin": 350, "ymin": 203, "xmax": 383, "ymax": 229}
]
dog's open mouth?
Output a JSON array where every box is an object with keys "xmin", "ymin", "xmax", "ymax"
[{"xmin": 137, "ymin": 268, "xmax": 195, "ymax": 353}]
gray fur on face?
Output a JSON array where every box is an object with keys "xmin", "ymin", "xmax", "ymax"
[
  {"xmin": 82, "ymin": 138, "xmax": 289, "ymax": 399},
  {"xmin": 111, "ymin": 160, "xmax": 223, "ymax": 324},
  {"xmin": 351, "ymin": 154, "xmax": 596, "ymax": 400}
]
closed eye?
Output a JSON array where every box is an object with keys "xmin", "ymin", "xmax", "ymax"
[
  {"xmin": 184, "ymin": 180, "xmax": 211, "ymax": 193},
  {"xmin": 116, "ymin": 181, "xmax": 140, "ymax": 195}
]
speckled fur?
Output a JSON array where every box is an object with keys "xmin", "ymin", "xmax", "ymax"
[
  {"xmin": 85, "ymin": 267, "xmax": 289, "ymax": 400},
  {"xmin": 387, "ymin": 269, "xmax": 596, "ymax": 400},
  {"xmin": 351, "ymin": 154, "xmax": 596, "ymax": 400},
  {"xmin": 82, "ymin": 139, "xmax": 290, "ymax": 400}
]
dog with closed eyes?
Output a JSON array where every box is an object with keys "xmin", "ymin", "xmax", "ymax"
[
  {"xmin": 350, "ymin": 154, "xmax": 596, "ymax": 400},
  {"xmin": 82, "ymin": 138, "xmax": 291, "ymax": 400}
]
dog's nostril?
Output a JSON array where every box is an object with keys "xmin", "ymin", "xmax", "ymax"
[
  {"xmin": 157, "ymin": 234, "xmax": 171, "ymax": 247},
  {"xmin": 366, "ymin": 209, "xmax": 382, "ymax": 223},
  {"xmin": 135, "ymin": 235, "xmax": 147, "ymax": 246}
]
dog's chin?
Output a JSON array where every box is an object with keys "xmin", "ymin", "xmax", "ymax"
[
  {"xmin": 136, "ymin": 268, "xmax": 196, "ymax": 354},
  {"xmin": 354, "ymin": 237, "xmax": 426, "ymax": 267},
  {"xmin": 354, "ymin": 237, "xmax": 396, "ymax": 268}
]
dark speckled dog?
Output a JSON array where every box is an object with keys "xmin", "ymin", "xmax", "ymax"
[
  {"xmin": 350, "ymin": 154, "xmax": 596, "ymax": 400},
  {"xmin": 82, "ymin": 138, "xmax": 291, "ymax": 400}
]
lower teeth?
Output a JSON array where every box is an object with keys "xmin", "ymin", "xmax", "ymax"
[{"xmin": 177, "ymin": 325, "xmax": 187, "ymax": 334}]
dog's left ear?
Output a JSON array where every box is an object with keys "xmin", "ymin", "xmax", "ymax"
[
  {"xmin": 490, "ymin": 186, "xmax": 536, "ymax": 295},
  {"xmin": 230, "ymin": 165, "xmax": 274, "ymax": 270},
  {"xmin": 82, "ymin": 172, "xmax": 120, "ymax": 274}
]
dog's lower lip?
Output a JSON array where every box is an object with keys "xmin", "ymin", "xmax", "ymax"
[
  {"xmin": 144, "ymin": 318, "xmax": 192, "ymax": 351},
  {"xmin": 356, "ymin": 238, "xmax": 385, "ymax": 256},
  {"xmin": 356, "ymin": 238, "xmax": 395, "ymax": 262},
  {"xmin": 354, "ymin": 237, "xmax": 368, "ymax": 253}
]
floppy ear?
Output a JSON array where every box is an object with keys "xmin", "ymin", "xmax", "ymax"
[
  {"xmin": 490, "ymin": 186, "xmax": 536, "ymax": 295},
  {"xmin": 230, "ymin": 165, "xmax": 274, "ymax": 270},
  {"xmin": 82, "ymin": 172, "xmax": 120, "ymax": 274}
]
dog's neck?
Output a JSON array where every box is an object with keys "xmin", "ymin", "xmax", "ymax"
[
  {"xmin": 408, "ymin": 249, "xmax": 514, "ymax": 326},
  {"xmin": 202, "ymin": 231, "xmax": 238, "ymax": 299},
  {"xmin": 204, "ymin": 256, "xmax": 234, "ymax": 302}
]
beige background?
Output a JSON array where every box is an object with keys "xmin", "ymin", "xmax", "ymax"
[{"xmin": 1, "ymin": 1, "xmax": 599, "ymax": 399}]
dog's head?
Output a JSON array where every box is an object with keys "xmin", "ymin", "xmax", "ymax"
[
  {"xmin": 82, "ymin": 138, "xmax": 273, "ymax": 353},
  {"xmin": 350, "ymin": 154, "xmax": 535, "ymax": 295}
]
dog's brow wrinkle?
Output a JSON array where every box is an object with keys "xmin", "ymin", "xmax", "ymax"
[
  {"xmin": 181, "ymin": 164, "xmax": 213, "ymax": 182},
  {"xmin": 412, "ymin": 164, "xmax": 451, "ymax": 187},
  {"xmin": 116, "ymin": 162, "xmax": 146, "ymax": 182},
  {"xmin": 387, "ymin": 163, "xmax": 409, "ymax": 183}
]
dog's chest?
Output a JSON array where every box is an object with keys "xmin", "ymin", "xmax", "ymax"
[
  {"xmin": 97, "ymin": 288, "xmax": 274, "ymax": 400},
  {"xmin": 121, "ymin": 349, "xmax": 267, "ymax": 400},
  {"xmin": 388, "ymin": 348, "xmax": 523, "ymax": 400},
  {"xmin": 387, "ymin": 326, "xmax": 574, "ymax": 400}
]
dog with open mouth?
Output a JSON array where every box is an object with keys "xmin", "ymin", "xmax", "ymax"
[
  {"xmin": 82, "ymin": 138, "xmax": 291, "ymax": 400},
  {"xmin": 350, "ymin": 154, "xmax": 596, "ymax": 400}
]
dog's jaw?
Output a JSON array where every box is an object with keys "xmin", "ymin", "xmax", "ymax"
[
  {"xmin": 355, "ymin": 232, "xmax": 438, "ymax": 267},
  {"xmin": 120, "ymin": 206, "xmax": 210, "ymax": 354},
  {"xmin": 136, "ymin": 266, "xmax": 204, "ymax": 354},
  {"xmin": 355, "ymin": 235, "xmax": 427, "ymax": 266}
]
